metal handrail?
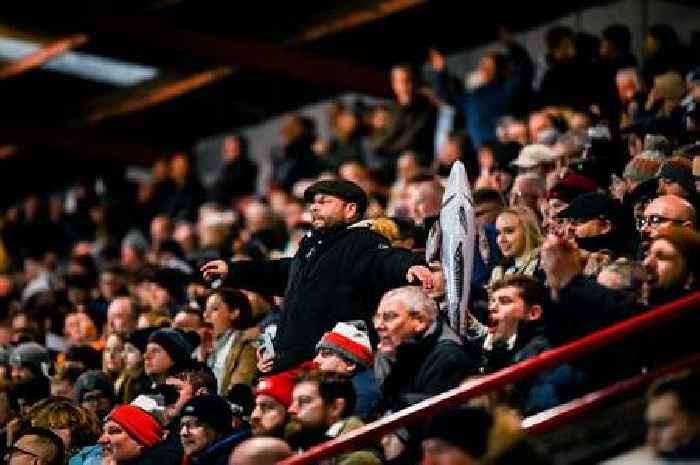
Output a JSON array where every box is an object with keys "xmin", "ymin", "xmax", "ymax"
[
  {"xmin": 522, "ymin": 352, "xmax": 700, "ymax": 435},
  {"xmin": 279, "ymin": 291, "xmax": 700, "ymax": 465}
]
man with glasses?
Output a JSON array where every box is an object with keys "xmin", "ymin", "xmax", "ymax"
[
  {"xmin": 637, "ymin": 195, "xmax": 696, "ymax": 248},
  {"xmin": 7, "ymin": 427, "xmax": 64, "ymax": 465}
]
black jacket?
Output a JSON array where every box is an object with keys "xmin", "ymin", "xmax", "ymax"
[
  {"xmin": 225, "ymin": 225, "xmax": 423, "ymax": 372},
  {"xmin": 377, "ymin": 317, "xmax": 474, "ymax": 412},
  {"xmin": 467, "ymin": 324, "xmax": 585, "ymax": 415},
  {"xmin": 120, "ymin": 433, "xmax": 182, "ymax": 465}
]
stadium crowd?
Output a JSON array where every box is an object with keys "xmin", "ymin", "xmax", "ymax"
[{"xmin": 0, "ymin": 22, "xmax": 699, "ymax": 465}]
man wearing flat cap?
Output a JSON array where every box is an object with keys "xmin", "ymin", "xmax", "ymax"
[{"xmin": 202, "ymin": 179, "xmax": 432, "ymax": 373}]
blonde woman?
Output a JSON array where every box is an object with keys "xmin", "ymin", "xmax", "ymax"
[{"xmin": 489, "ymin": 206, "xmax": 544, "ymax": 285}]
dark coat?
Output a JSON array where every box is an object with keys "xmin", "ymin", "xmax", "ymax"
[
  {"xmin": 377, "ymin": 317, "xmax": 474, "ymax": 412},
  {"xmin": 189, "ymin": 429, "xmax": 250, "ymax": 465},
  {"xmin": 208, "ymin": 158, "xmax": 258, "ymax": 204},
  {"xmin": 225, "ymin": 225, "xmax": 423, "ymax": 373},
  {"xmin": 372, "ymin": 93, "xmax": 437, "ymax": 160},
  {"xmin": 121, "ymin": 433, "xmax": 183, "ymax": 465},
  {"xmin": 467, "ymin": 324, "xmax": 585, "ymax": 415}
]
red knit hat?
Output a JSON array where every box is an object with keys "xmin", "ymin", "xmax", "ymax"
[
  {"xmin": 254, "ymin": 371, "xmax": 296, "ymax": 408},
  {"xmin": 316, "ymin": 321, "xmax": 374, "ymax": 367},
  {"xmin": 108, "ymin": 405, "xmax": 162, "ymax": 448}
]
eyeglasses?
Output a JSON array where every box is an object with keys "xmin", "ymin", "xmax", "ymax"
[
  {"xmin": 5, "ymin": 445, "xmax": 40, "ymax": 463},
  {"xmin": 635, "ymin": 214, "xmax": 686, "ymax": 231}
]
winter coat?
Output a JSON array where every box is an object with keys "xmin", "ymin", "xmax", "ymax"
[
  {"xmin": 467, "ymin": 324, "xmax": 585, "ymax": 415},
  {"xmin": 188, "ymin": 429, "xmax": 250, "ymax": 465},
  {"xmin": 371, "ymin": 93, "xmax": 438, "ymax": 160},
  {"xmin": 377, "ymin": 317, "xmax": 474, "ymax": 412},
  {"xmin": 225, "ymin": 224, "xmax": 423, "ymax": 373},
  {"xmin": 208, "ymin": 158, "xmax": 258, "ymax": 204},
  {"xmin": 207, "ymin": 330, "xmax": 257, "ymax": 395},
  {"xmin": 352, "ymin": 368, "xmax": 381, "ymax": 422},
  {"xmin": 119, "ymin": 433, "xmax": 183, "ymax": 465}
]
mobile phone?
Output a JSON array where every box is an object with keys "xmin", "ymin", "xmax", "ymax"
[{"xmin": 256, "ymin": 332, "xmax": 275, "ymax": 358}]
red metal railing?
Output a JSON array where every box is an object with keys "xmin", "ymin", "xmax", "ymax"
[
  {"xmin": 279, "ymin": 291, "xmax": 700, "ymax": 465},
  {"xmin": 522, "ymin": 352, "xmax": 700, "ymax": 435}
]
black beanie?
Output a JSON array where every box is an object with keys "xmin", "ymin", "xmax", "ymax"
[
  {"xmin": 424, "ymin": 406, "xmax": 493, "ymax": 459},
  {"xmin": 181, "ymin": 395, "xmax": 233, "ymax": 434},
  {"xmin": 148, "ymin": 328, "xmax": 198, "ymax": 369}
]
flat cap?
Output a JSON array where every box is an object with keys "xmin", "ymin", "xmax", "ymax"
[{"xmin": 303, "ymin": 180, "xmax": 367, "ymax": 217}]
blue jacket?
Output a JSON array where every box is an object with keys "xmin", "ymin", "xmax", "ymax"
[{"xmin": 190, "ymin": 429, "xmax": 250, "ymax": 465}]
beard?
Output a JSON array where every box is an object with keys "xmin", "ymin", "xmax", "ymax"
[{"xmin": 311, "ymin": 213, "xmax": 345, "ymax": 230}]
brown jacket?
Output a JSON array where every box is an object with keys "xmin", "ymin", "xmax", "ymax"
[{"xmin": 219, "ymin": 331, "xmax": 258, "ymax": 394}]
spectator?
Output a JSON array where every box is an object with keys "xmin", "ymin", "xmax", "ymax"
[
  {"xmin": 73, "ymin": 370, "xmax": 116, "ymax": 421},
  {"xmin": 508, "ymin": 173, "xmax": 546, "ymax": 215},
  {"xmin": 643, "ymin": 225, "xmax": 700, "ymax": 306},
  {"xmin": 22, "ymin": 398, "xmax": 99, "ymax": 460},
  {"xmin": 118, "ymin": 327, "xmax": 155, "ymax": 403},
  {"xmin": 7, "ymin": 427, "xmax": 64, "ymax": 465},
  {"xmin": 313, "ymin": 321, "xmax": 380, "ymax": 420},
  {"xmin": 600, "ymin": 24, "xmax": 637, "ymax": 71},
  {"xmin": 103, "ymin": 332, "xmax": 126, "ymax": 380},
  {"xmin": 208, "ymin": 134, "xmax": 258, "ymax": 205},
  {"xmin": 426, "ymin": 32, "xmax": 532, "ymax": 147},
  {"xmin": 465, "ymin": 275, "xmax": 582, "ymax": 414},
  {"xmin": 642, "ymin": 24, "xmax": 688, "ymax": 88},
  {"xmin": 9, "ymin": 342, "xmax": 50, "ymax": 383},
  {"xmin": 645, "ymin": 373, "xmax": 700, "ymax": 460},
  {"xmin": 422, "ymin": 406, "xmax": 492, "ymax": 465},
  {"xmin": 202, "ymin": 289, "xmax": 257, "ymax": 394},
  {"xmin": 179, "ymin": 395, "xmax": 249, "ymax": 465},
  {"xmin": 287, "ymin": 371, "xmax": 380, "ymax": 465},
  {"xmin": 201, "ymin": 180, "xmax": 431, "ymax": 373},
  {"xmin": 145, "ymin": 328, "xmax": 199, "ymax": 384},
  {"xmin": 99, "ymin": 405, "xmax": 163, "ymax": 465},
  {"xmin": 637, "ymin": 195, "xmax": 695, "ymax": 249},
  {"xmin": 490, "ymin": 207, "xmax": 543, "ymax": 284},
  {"xmin": 162, "ymin": 362, "xmax": 218, "ymax": 426},
  {"xmin": 374, "ymin": 286, "xmax": 472, "ymax": 413},
  {"xmin": 371, "ymin": 64, "xmax": 438, "ymax": 163},
  {"xmin": 557, "ymin": 192, "xmax": 633, "ymax": 255},
  {"xmin": 106, "ymin": 297, "xmax": 139, "ymax": 336},
  {"xmin": 250, "ymin": 371, "xmax": 294, "ymax": 438},
  {"xmin": 272, "ymin": 115, "xmax": 324, "ymax": 192}
]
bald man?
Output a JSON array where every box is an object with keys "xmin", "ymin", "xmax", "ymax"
[
  {"xmin": 638, "ymin": 195, "xmax": 696, "ymax": 245},
  {"xmin": 229, "ymin": 438, "xmax": 292, "ymax": 465}
]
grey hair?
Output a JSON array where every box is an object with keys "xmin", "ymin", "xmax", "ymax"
[{"xmin": 380, "ymin": 286, "xmax": 437, "ymax": 322}]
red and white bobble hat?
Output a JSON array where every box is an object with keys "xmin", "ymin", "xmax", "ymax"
[{"xmin": 316, "ymin": 321, "xmax": 374, "ymax": 367}]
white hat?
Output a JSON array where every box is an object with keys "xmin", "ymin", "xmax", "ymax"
[{"xmin": 511, "ymin": 144, "xmax": 558, "ymax": 168}]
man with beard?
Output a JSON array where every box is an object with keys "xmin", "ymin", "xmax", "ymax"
[
  {"xmin": 286, "ymin": 371, "xmax": 380, "ymax": 465},
  {"xmin": 201, "ymin": 179, "xmax": 433, "ymax": 373},
  {"xmin": 642, "ymin": 224, "xmax": 700, "ymax": 306},
  {"xmin": 637, "ymin": 194, "xmax": 695, "ymax": 252},
  {"xmin": 250, "ymin": 371, "xmax": 295, "ymax": 438}
]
